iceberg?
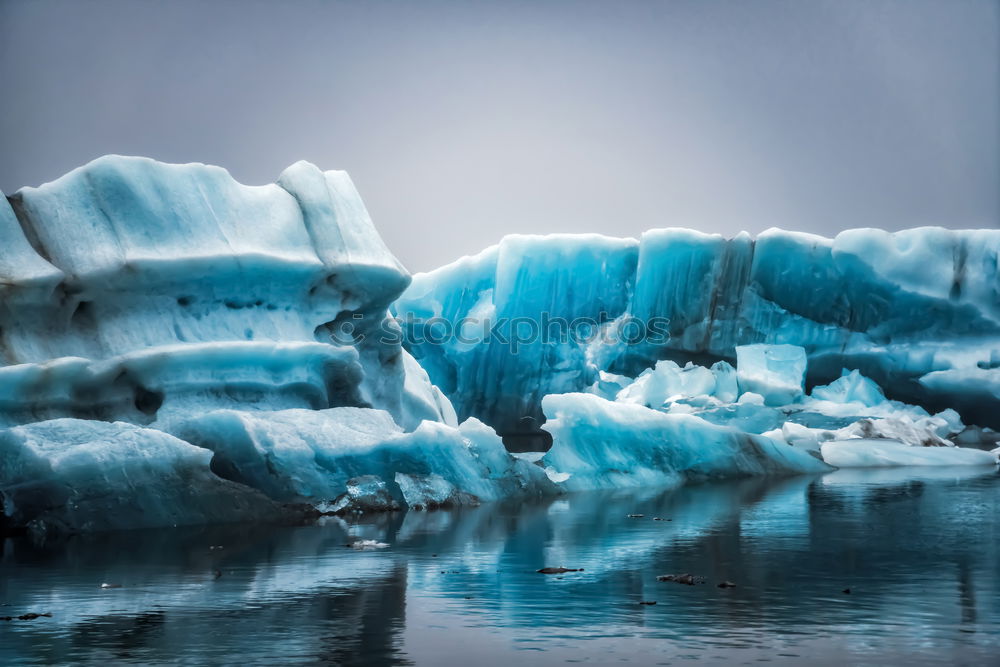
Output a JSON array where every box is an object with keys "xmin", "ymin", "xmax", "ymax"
[
  {"xmin": 396, "ymin": 228, "xmax": 1000, "ymax": 439},
  {"xmin": 0, "ymin": 155, "xmax": 451, "ymax": 430},
  {"xmin": 535, "ymin": 348, "xmax": 993, "ymax": 487},
  {"xmin": 176, "ymin": 408, "xmax": 555, "ymax": 507},
  {"xmin": 540, "ymin": 392, "xmax": 832, "ymax": 491},
  {"xmin": 3, "ymin": 155, "xmax": 997, "ymax": 533},
  {"xmin": 820, "ymin": 439, "xmax": 997, "ymax": 468},
  {"xmin": 0, "ymin": 419, "xmax": 291, "ymax": 534},
  {"xmin": 0, "ymin": 156, "xmax": 499, "ymax": 533}
]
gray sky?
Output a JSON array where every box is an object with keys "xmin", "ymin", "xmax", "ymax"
[{"xmin": 1, "ymin": 0, "xmax": 997, "ymax": 272}]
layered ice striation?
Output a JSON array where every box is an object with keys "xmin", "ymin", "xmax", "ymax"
[
  {"xmin": 0, "ymin": 156, "xmax": 523, "ymax": 533},
  {"xmin": 396, "ymin": 228, "xmax": 1000, "ymax": 440},
  {"xmin": 3, "ymin": 156, "xmax": 996, "ymax": 532},
  {"xmin": 0, "ymin": 155, "xmax": 451, "ymax": 430}
]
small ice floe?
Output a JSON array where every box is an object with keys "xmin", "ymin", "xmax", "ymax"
[
  {"xmin": 657, "ymin": 573, "xmax": 703, "ymax": 585},
  {"xmin": 537, "ymin": 567, "xmax": 584, "ymax": 574},
  {"xmin": 100, "ymin": 583, "xmax": 122, "ymax": 589},
  {"xmin": 627, "ymin": 514, "xmax": 645, "ymax": 518},
  {"xmin": 821, "ymin": 439, "xmax": 999, "ymax": 468},
  {"xmin": 543, "ymin": 467, "xmax": 572, "ymax": 483},
  {"xmin": 209, "ymin": 545, "xmax": 224, "ymax": 550},
  {"xmin": 348, "ymin": 539, "xmax": 389, "ymax": 550}
]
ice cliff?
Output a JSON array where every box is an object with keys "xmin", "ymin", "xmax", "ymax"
[{"xmin": 396, "ymin": 228, "xmax": 1000, "ymax": 443}]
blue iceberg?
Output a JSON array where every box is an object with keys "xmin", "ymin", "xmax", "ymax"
[
  {"xmin": 396, "ymin": 228, "xmax": 1000, "ymax": 437},
  {"xmin": 2, "ymin": 156, "xmax": 996, "ymax": 533}
]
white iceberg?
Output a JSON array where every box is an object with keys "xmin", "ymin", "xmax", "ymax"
[{"xmin": 820, "ymin": 439, "xmax": 997, "ymax": 468}]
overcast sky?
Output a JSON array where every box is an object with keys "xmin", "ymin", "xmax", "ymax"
[{"xmin": 1, "ymin": 0, "xmax": 997, "ymax": 272}]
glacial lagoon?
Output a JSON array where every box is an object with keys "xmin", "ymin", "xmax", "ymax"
[{"xmin": 2, "ymin": 467, "xmax": 997, "ymax": 666}]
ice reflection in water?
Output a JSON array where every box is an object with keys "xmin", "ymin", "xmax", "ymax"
[{"xmin": 2, "ymin": 468, "xmax": 998, "ymax": 665}]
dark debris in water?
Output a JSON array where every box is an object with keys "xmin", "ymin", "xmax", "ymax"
[
  {"xmin": 1, "ymin": 612, "xmax": 52, "ymax": 621},
  {"xmin": 537, "ymin": 567, "xmax": 584, "ymax": 574},
  {"xmin": 657, "ymin": 573, "xmax": 704, "ymax": 585}
]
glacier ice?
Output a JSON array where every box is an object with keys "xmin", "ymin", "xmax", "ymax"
[
  {"xmin": 3, "ymin": 155, "xmax": 998, "ymax": 534},
  {"xmin": 318, "ymin": 475, "xmax": 401, "ymax": 514},
  {"xmin": 540, "ymin": 392, "xmax": 832, "ymax": 491},
  {"xmin": 809, "ymin": 368, "xmax": 887, "ymax": 407},
  {"xmin": 535, "ymin": 348, "xmax": 995, "ymax": 488},
  {"xmin": 820, "ymin": 439, "xmax": 997, "ymax": 468},
  {"xmin": 734, "ymin": 344, "xmax": 806, "ymax": 406},
  {"xmin": 0, "ymin": 419, "xmax": 289, "ymax": 533},
  {"xmin": 395, "ymin": 472, "xmax": 480, "ymax": 510},
  {"xmin": 0, "ymin": 155, "xmax": 450, "ymax": 431},
  {"xmin": 615, "ymin": 359, "xmax": 730, "ymax": 408},
  {"xmin": 175, "ymin": 408, "xmax": 555, "ymax": 507},
  {"xmin": 396, "ymin": 227, "xmax": 1000, "ymax": 437},
  {"xmin": 0, "ymin": 156, "xmax": 486, "ymax": 533}
]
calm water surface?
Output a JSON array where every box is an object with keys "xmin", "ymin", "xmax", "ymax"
[{"xmin": 2, "ymin": 468, "xmax": 998, "ymax": 665}]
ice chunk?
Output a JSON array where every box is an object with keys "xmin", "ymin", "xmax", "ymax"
[
  {"xmin": 696, "ymin": 402, "xmax": 785, "ymax": 434},
  {"xmin": 587, "ymin": 371, "xmax": 634, "ymax": 400},
  {"xmin": 711, "ymin": 361, "xmax": 739, "ymax": 403},
  {"xmin": 0, "ymin": 419, "xmax": 286, "ymax": 533},
  {"xmin": 317, "ymin": 475, "xmax": 401, "ymax": 514},
  {"xmin": 540, "ymin": 393, "xmax": 831, "ymax": 491},
  {"xmin": 616, "ymin": 360, "xmax": 718, "ymax": 408},
  {"xmin": 735, "ymin": 344, "xmax": 807, "ymax": 406},
  {"xmin": 394, "ymin": 472, "xmax": 480, "ymax": 509},
  {"xmin": 811, "ymin": 369, "xmax": 886, "ymax": 407},
  {"xmin": 175, "ymin": 408, "xmax": 404, "ymax": 502},
  {"xmin": 820, "ymin": 439, "xmax": 998, "ymax": 467},
  {"xmin": 176, "ymin": 408, "xmax": 555, "ymax": 508},
  {"xmin": 836, "ymin": 417, "xmax": 956, "ymax": 448}
]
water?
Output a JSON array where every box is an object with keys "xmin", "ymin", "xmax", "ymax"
[{"xmin": 2, "ymin": 467, "xmax": 998, "ymax": 665}]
